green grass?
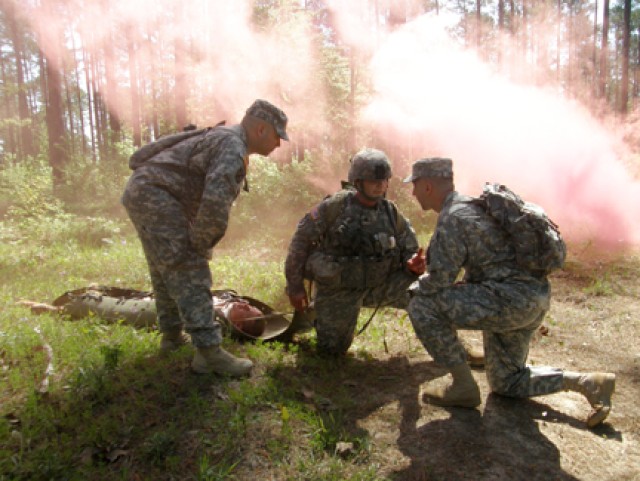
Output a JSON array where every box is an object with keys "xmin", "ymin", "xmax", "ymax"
[
  {"xmin": 0, "ymin": 211, "xmax": 404, "ymax": 481},
  {"xmin": 6, "ymin": 156, "xmax": 635, "ymax": 480}
]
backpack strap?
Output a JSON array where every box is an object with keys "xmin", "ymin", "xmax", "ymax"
[{"xmin": 128, "ymin": 120, "xmax": 226, "ymax": 170}]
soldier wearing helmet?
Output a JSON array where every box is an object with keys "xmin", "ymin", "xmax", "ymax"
[
  {"xmin": 347, "ymin": 148, "xmax": 393, "ymax": 201},
  {"xmin": 284, "ymin": 148, "xmax": 426, "ymax": 356}
]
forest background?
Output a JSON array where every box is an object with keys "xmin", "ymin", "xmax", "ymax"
[
  {"xmin": 1, "ymin": 0, "xmax": 639, "ymax": 246},
  {"xmin": 1, "ymin": 1, "xmax": 640, "ymax": 480}
]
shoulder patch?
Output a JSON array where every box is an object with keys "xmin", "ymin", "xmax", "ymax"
[{"xmin": 309, "ymin": 204, "xmax": 321, "ymax": 221}]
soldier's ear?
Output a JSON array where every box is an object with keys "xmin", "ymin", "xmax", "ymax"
[
  {"xmin": 424, "ymin": 179, "xmax": 434, "ymax": 195},
  {"xmin": 256, "ymin": 121, "xmax": 270, "ymax": 138}
]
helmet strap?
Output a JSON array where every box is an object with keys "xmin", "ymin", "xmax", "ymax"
[{"xmin": 354, "ymin": 181, "xmax": 382, "ymax": 206}]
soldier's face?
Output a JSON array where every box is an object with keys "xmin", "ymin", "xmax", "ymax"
[
  {"xmin": 255, "ymin": 123, "xmax": 281, "ymax": 156},
  {"xmin": 362, "ymin": 179, "xmax": 389, "ymax": 198},
  {"xmin": 412, "ymin": 178, "xmax": 433, "ymax": 211}
]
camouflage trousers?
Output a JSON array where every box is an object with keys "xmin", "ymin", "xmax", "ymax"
[
  {"xmin": 122, "ymin": 175, "xmax": 222, "ymax": 347},
  {"xmin": 314, "ymin": 269, "xmax": 416, "ymax": 355},
  {"xmin": 407, "ymin": 279, "xmax": 565, "ymax": 398}
]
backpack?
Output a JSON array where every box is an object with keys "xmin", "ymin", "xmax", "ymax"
[
  {"xmin": 128, "ymin": 128, "xmax": 209, "ymax": 170},
  {"xmin": 476, "ymin": 183, "xmax": 566, "ymax": 275},
  {"xmin": 128, "ymin": 121, "xmax": 225, "ymax": 170}
]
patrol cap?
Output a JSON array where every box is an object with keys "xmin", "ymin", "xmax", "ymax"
[
  {"xmin": 246, "ymin": 99, "xmax": 289, "ymax": 141},
  {"xmin": 403, "ymin": 157, "xmax": 453, "ymax": 182}
]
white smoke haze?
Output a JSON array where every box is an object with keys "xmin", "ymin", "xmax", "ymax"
[{"xmin": 10, "ymin": 0, "xmax": 640, "ymax": 248}]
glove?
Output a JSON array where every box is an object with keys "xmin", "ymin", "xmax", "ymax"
[
  {"xmin": 406, "ymin": 247, "xmax": 426, "ymax": 276},
  {"xmin": 288, "ymin": 292, "xmax": 309, "ymax": 312}
]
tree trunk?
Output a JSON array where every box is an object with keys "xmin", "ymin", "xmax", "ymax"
[
  {"xmin": 599, "ymin": 0, "xmax": 610, "ymax": 99},
  {"xmin": 0, "ymin": 51, "xmax": 17, "ymax": 160},
  {"xmin": 63, "ymin": 67, "xmax": 75, "ymax": 157},
  {"xmin": 476, "ymin": 0, "xmax": 481, "ymax": 49},
  {"xmin": 90, "ymin": 44, "xmax": 104, "ymax": 158},
  {"xmin": 44, "ymin": 51, "xmax": 66, "ymax": 187},
  {"xmin": 150, "ymin": 70, "xmax": 159, "ymax": 140},
  {"xmin": 70, "ymin": 32, "xmax": 87, "ymax": 159},
  {"xmin": 557, "ymin": 0, "xmax": 562, "ymax": 83},
  {"xmin": 349, "ymin": 50, "xmax": 357, "ymax": 152},
  {"xmin": 636, "ymin": 28, "xmax": 640, "ymax": 100},
  {"xmin": 173, "ymin": 3, "xmax": 188, "ymax": 129},
  {"xmin": 104, "ymin": 34, "xmax": 122, "ymax": 146},
  {"xmin": 83, "ymin": 46, "xmax": 97, "ymax": 163},
  {"xmin": 567, "ymin": 2, "xmax": 574, "ymax": 96},
  {"xmin": 127, "ymin": 25, "xmax": 142, "ymax": 147},
  {"xmin": 5, "ymin": 1, "xmax": 35, "ymax": 158},
  {"xmin": 521, "ymin": 0, "xmax": 528, "ymax": 58},
  {"xmin": 497, "ymin": 0, "xmax": 505, "ymax": 68},
  {"xmin": 593, "ymin": 0, "xmax": 598, "ymax": 97},
  {"xmin": 619, "ymin": 0, "xmax": 631, "ymax": 115},
  {"xmin": 39, "ymin": 0, "xmax": 66, "ymax": 187},
  {"xmin": 508, "ymin": 0, "xmax": 515, "ymax": 35}
]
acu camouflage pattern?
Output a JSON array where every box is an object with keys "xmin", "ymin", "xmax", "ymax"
[
  {"xmin": 121, "ymin": 125, "xmax": 249, "ymax": 347},
  {"xmin": 347, "ymin": 148, "xmax": 392, "ymax": 184},
  {"xmin": 407, "ymin": 191, "xmax": 565, "ymax": 397},
  {"xmin": 246, "ymin": 99, "xmax": 289, "ymax": 141},
  {"xmin": 403, "ymin": 157, "xmax": 453, "ymax": 183},
  {"xmin": 285, "ymin": 189, "xmax": 420, "ymax": 355}
]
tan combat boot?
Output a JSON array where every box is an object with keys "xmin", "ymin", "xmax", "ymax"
[
  {"xmin": 459, "ymin": 337, "xmax": 485, "ymax": 368},
  {"xmin": 465, "ymin": 345, "xmax": 485, "ymax": 368},
  {"xmin": 191, "ymin": 346, "xmax": 253, "ymax": 377},
  {"xmin": 563, "ymin": 371, "xmax": 615, "ymax": 427},
  {"xmin": 160, "ymin": 328, "xmax": 189, "ymax": 353},
  {"xmin": 421, "ymin": 363, "xmax": 482, "ymax": 408}
]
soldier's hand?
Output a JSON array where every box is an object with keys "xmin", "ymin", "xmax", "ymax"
[
  {"xmin": 288, "ymin": 292, "xmax": 309, "ymax": 312},
  {"xmin": 407, "ymin": 247, "xmax": 426, "ymax": 275}
]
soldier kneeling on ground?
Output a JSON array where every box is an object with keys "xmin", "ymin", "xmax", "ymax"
[
  {"xmin": 284, "ymin": 148, "xmax": 484, "ymax": 365},
  {"xmin": 404, "ymin": 157, "xmax": 615, "ymax": 428}
]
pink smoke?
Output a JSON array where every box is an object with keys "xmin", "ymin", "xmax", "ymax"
[
  {"xmin": 354, "ymin": 13, "xmax": 640, "ymax": 247},
  {"xmin": 11, "ymin": 0, "xmax": 640, "ymax": 247},
  {"xmin": 15, "ymin": 0, "xmax": 325, "ymax": 144}
]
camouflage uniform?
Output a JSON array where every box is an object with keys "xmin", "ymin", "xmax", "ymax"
[
  {"xmin": 122, "ymin": 124, "xmax": 250, "ymax": 347},
  {"xmin": 285, "ymin": 189, "xmax": 420, "ymax": 355},
  {"xmin": 407, "ymin": 191, "xmax": 565, "ymax": 398}
]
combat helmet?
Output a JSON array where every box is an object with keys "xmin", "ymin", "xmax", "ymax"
[{"xmin": 348, "ymin": 148, "xmax": 392, "ymax": 184}]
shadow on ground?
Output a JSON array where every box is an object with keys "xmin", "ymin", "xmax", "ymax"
[{"xmin": 271, "ymin": 346, "xmax": 622, "ymax": 481}]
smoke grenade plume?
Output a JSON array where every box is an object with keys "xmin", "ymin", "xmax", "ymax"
[
  {"xmin": 334, "ymin": 10, "xmax": 640, "ymax": 248},
  {"xmin": 11, "ymin": 0, "xmax": 640, "ymax": 248}
]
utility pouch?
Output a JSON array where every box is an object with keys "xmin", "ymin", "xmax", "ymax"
[
  {"xmin": 364, "ymin": 257, "xmax": 394, "ymax": 289},
  {"xmin": 304, "ymin": 252, "xmax": 343, "ymax": 287}
]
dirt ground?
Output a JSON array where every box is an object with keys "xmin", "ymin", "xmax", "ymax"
[{"xmin": 252, "ymin": 257, "xmax": 640, "ymax": 481}]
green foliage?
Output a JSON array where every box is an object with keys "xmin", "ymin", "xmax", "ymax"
[
  {"xmin": 0, "ymin": 156, "xmax": 63, "ymax": 219},
  {"xmin": 224, "ymin": 151, "xmax": 328, "ymax": 254},
  {"xmin": 57, "ymin": 140, "xmax": 134, "ymax": 219},
  {"xmin": 0, "ymin": 155, "xmax": 129, "ymax": 248}
]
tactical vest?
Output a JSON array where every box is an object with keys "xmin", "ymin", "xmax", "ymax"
[{"xmin": 311, "ymin": 191, "xmax": 406, "ymax": 289}]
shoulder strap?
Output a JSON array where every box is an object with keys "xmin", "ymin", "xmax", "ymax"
[
  {"xmin": 129, "ymin": 128, "xmax": 209, "ymax": 170},
  {"xmin": 128, "ymin": 120, "xmax": 226, "ymax": 170},
  {"xmin": 321, "ymin": 189, "xmax": 353, "ymax": 228},
  {"xmin": 382, "ymin": 199, "xmax": 399, "ymax": 238}
]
